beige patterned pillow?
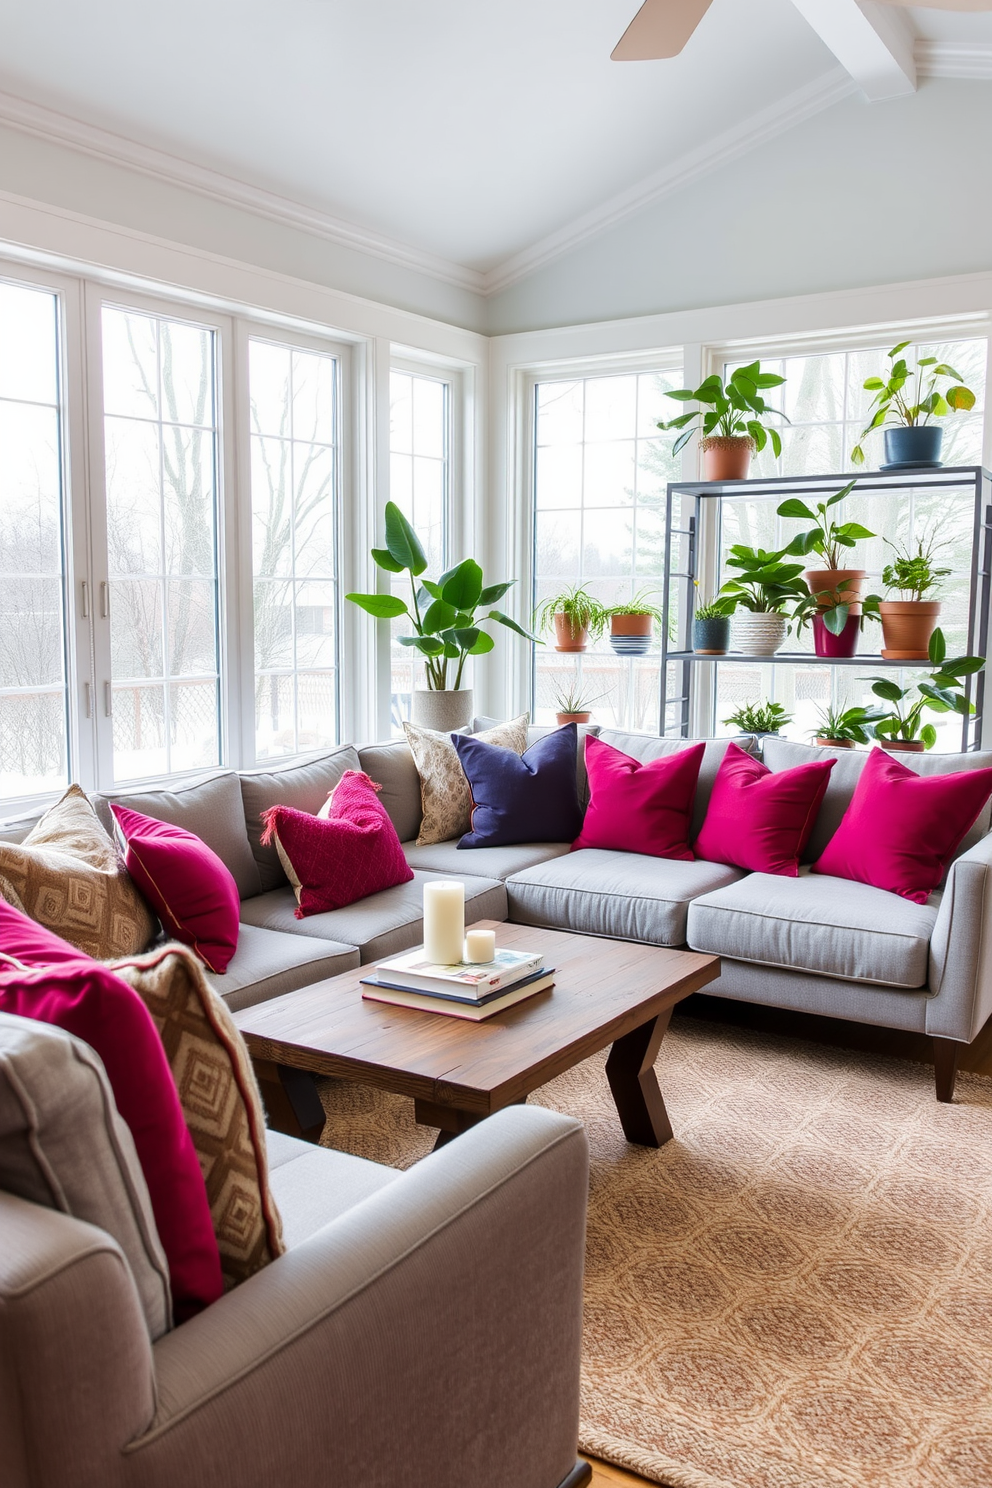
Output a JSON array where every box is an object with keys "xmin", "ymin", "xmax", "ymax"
[
  {"xmin": 0, "ymin": 785, "xmax": 153, "ymax": 959},
  {"xmin": 111, "ymin": 944, "xmax": 285, "ymax": 1292},
  {"xmin": 404, "ymin": 715, "xmax": 529, "ymax": 846}
]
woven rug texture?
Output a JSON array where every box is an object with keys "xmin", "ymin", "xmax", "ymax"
[{"xmin": 316, "ymin": 1016, "xmax": 992, "ymax": 1488}]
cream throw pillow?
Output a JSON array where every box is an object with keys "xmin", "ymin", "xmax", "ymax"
[
  {"xmin": 0, "ymin": 785, "xmax": 154, "ymax": 959},
  {"xmin": 404, "ymin": 715, "xmax": 530, "ymax": 846}
]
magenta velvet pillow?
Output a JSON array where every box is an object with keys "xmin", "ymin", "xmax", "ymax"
[
  {"xmin": 573, "ymin": 738, "xmax": 704, "ymax": 860},
  {"xmin": 812, "ymin": 746, "xmax": 992, "ymax": 903},
  {"xmin": 694, "ymin": 740, "xmax": 835, "ymax": 876},
  {"xmin": 0, "ymin": 898, "xmax": 222, "ymax": 1322},
  {"xmin": 112, "ymin": 805, "xmax": 240, "ymax": 974},
  {"xmin": 259, "ymin": 770, "xmax": 414, "ymax": 917}
]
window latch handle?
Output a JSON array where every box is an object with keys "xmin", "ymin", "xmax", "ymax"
[
  {"xmin": 104, "ymin": 682, "xmax": 112, "ymax": 718},
  {"xmin": 84, "ymin": 681, "xmax": 92, "ymax": 718},
  {"xmin": 100, "ymin": 582, "xmax": 109, "ymax": 619},
  {"xmin": 81, "ymin": 580, "xmax": 90, "ymax": 618}
]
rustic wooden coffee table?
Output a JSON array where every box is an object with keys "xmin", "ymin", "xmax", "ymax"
[{"xmin": 234, "ymin": 921, "xmax": 719, "ymax": 1150}]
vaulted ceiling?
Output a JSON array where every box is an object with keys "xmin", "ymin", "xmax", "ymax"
[{"xmin": 0, "ymin": 1, "xmax": 989, "ymax": 291}]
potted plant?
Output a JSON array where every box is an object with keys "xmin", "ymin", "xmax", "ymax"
[
  {"xmin": 865, "ymin": 629, "xmax": 985, "ymax": 751},
  {"xmin": 691, "ymin": 585, "xmax": 735, "ymax": 655},
  {"xmin": 552, "ymin": 683, "xmax": 604, "ymax": 726},
  {"xmin": 657, "ymin": 360, "xmax": 787, "ymax": 481},
  {"xmin": 851, "ymin": 342, "xmax": 977, "ymax": 469},
  {"xmin": 791, "ymin": 586, "xmax": 881, "ymax": 660},
  {"xmin": 809, "ymin": 703, "xmax": 888, "ymax": 749},
  {"xmin": 718, "ymin": 545, "xmax": 808, "ymax": 656},
  {"xmin": 777, "ymin": 478, "xmax": 874, "ymax": 624},
  {"xmin": 605, "ymin": 592, "xmax": 664, "ymax": 656},
  {"xmin": 347, "ymin": 501, "xmax": 538, "ymax": 731},
  {"xmin": 722, "ymin": 700, "xmax": 793, "ymax": 738},
  {"xmin": 534, "ymin": 585, "xmax": 608, "ymax": 653},
  {"xmin": 879, "ymin": 534, "xmax": 951, "ymax": 660}
]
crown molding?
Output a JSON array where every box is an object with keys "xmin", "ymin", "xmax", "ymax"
[
  {"xmin": 915, "ymin": 40, "xmax": 992, "ymax": 82},
  {"xmin": 0, "ymin": 89, "xmax": 486, "ymax": 296},
  {"xmin": 482, "ymin": 67, "xmax": 857, "ymax": 297}
]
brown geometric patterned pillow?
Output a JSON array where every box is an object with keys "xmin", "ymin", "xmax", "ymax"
[
  {"xmin": 0, "ymin": 785, "xmax": 153, "ymax": 959},
  {"xmin": 404, "ymin": 714, "xmax": 529, "ymax": 846},
  {"xmin": 111, "ymin": 944, "xmax": 285, "ymax": 1291}
]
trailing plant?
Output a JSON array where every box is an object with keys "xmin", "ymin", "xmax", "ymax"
[
  {"xmin": 533, "ymin": 584, "xmax": 609, "ymax": 641},
  {"xmin": 346, "ymin": 501, "xmax": 537, "ymax": 692},
  {"xmin": 777, "ymin": 479, "xmax": 875, "ymax": 570},
  {"xmin": 792, "ymin": 586, "xmax": 882, "ymax": 638},
  {"xmin": 657, "ymin": 361, "xmax": 787, "ymax": 457},
  {"xmin": 810, "ymin": 703, "xmax": 888, "ymax": 745},
  {"xmin": 552, "ymin": 683, "xmax": 606, "ymax": 716},
  {"xmin": 851, "ymin": 342, "xmax": 977, "ymax": 465},
  {"xmin": 864, "ymin": 629, "xmax": 985, "ymax": 749},
  {"xmin": 722, "ymin": 699, "xmax": 793, "ymax": 734},
  {"xmin": 605, "ymin": 590, "xmax": 665, "ymax": 621},
  {"xmin": 882, "ymin": 533, "xmax": 951, "ymax": 602},
  {"xmin": 718, "ymin": 545, "xmax": 808, "ymax": 615}
]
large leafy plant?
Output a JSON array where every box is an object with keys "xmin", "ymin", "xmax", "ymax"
[
  {"xmin": 719, "ymin": 545, "xmax": 808, "ymax": 615},
  {"xmin": 347, "ymin": 502, "xmax": 536, "ymax": 691},
  {"xmin": 657, "ymin": 361, "xmax": 787, "ymax": 457},
  {"xmin": 810, "ymin": 703, "xmax": 888, "ymax": 745},
  {"xmin": 777, "ymin": 479, "xmax": 874, "ymax": 570},
  {"xmin": 851, "ymin": 342, "xmax": 977, "ymax": 465},
  {"xmin": 865, "ymin": 629, "xmax": 984, "ymax": 749}
]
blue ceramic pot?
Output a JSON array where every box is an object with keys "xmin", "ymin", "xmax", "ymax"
[
  {"xmin": 883, "ymin": 426, "xmax": 943, "ymax": 468},
  {"xmin": 692, "ymin": 616, "xmax": 731, "ymax": 654}
]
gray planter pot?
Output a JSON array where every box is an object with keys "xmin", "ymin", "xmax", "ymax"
[
  {"xmin": 882, "ymin": 425, "xmax": 943, "ymax": 469},
  {"xmin": 692, "ymin": 616, "xmax": 731, "ymax": 654},
  {"xmin": 410, "ymin": 688, "xmax": 474, "ymax": 732}
]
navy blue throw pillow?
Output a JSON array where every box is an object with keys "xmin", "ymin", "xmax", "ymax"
[{"xmin": 454, "ymin": 724, "xmax": 583, "ymax": 848}]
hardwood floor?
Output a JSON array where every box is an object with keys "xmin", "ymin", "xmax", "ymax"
[{"xmin": 573, "ymin": 995, "xmax": 992, "ymax": 1488}]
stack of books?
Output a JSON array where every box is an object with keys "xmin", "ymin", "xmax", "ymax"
[{"xmin": 360, "ymin": 946, "xmax": 554, "ymax": 1021}]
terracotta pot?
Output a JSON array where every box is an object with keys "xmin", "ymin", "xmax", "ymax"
[
  {"xmin": 812, "ymin": 612, "xmax": 860, "ymax": 659},
  {"xmin": 880, "ymin": 600, "xmax": 941, "ymax": 661},
  {"xmin": 731, "ymin": 611, "xmax": 787, "ymax": 657},
  {"xmin": 700, "ymin": 435, "xmax": 754, "ymax": 483},
  {"xmin": 609, "ymin": 612, "xmax": 653, "ymax": 656},
  {"xmin": 804, "ymin": 569, "xmax": 867, "ymax": 610},
  {"xmin": 881, "ymin": 739, "xmax": 926, "ymax": 753},
  {"xmin": 553, "ymin": 613, "xmax": 589, "ymax": 652},
  {"xmin": 815, "ymin": 737, "xmax": 854, "ymax": 749},
  {"xmin": 556, "ymin": 711, "xmax": 591, "ymax": 726}
]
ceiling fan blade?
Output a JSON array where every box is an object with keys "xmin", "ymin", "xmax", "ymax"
[{"xmin": 612, "ymin": 0, "xmax": 715, "ymax": 61}]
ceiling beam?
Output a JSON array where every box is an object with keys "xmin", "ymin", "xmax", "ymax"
[{"xmin": 790, "ymin": 0, "xmax": 917, "ymax": 101}]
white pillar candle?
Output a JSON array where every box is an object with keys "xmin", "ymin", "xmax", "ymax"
[
  {"xmin": 423, "ymin": 880, "xmax": 465, "ymax": 966},
  {"xmin": 464, "ymin": 928, "xmax": 497, "ymax": 964}
]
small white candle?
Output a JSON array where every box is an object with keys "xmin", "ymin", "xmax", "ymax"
[
  {"xmin": 423, "ymin": 880, "xmax": 465, "ymax": 966},
  {"xmin": 464, "ymin": 928, "xmax": 496, "ymax": 964}
]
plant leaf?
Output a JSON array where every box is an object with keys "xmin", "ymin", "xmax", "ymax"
[
  {"xmin": 467, "ymin": 630, "xmax": 495, "ymax": 655},
  {"xmin": 479, "ymin": 581, "xmax": 513, "ymax": 605},
  {"xmin": 421, "ymin": 599, "xmax": 457, "ymax": 634},
  {"xmin": 346, "ymin": 592, "xmax": 408, "ymax": 619},
  {"xmin": 383, "ymin": 501, "xmax": 427, "ymax": 575},
  {"xmin": 398, "ymin": 634, "xmax": 444, "ymax": 655},
  {"xmin": 440, "ymin": 558, "xmax": 483, "ymax": 611},
  {"xmin": 929, "ymin": 628, "xmax": 947, "ymax": 666},
  {"xmin": 777, "ymin": 499, "xmax": 816, "ymax": 520},
  {"xmin": 371, "ymin": 547, "xmax": 404, "ymax": 573}
]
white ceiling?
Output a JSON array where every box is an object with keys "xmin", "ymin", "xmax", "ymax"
[{"xmin": 0, "ymin": 1, "xmax": 988, "ymax": 283}]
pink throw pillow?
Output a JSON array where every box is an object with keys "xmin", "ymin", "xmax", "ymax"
[
  {"xmin": 812, "ymin": 746, "xmax": 992, "ymax": 904},
  {"xmin": 112, "ymin": 805, "xmax": 240, "ymax": 974},
  {"xmin": 0, "ymin": 898, "xmax": 223, "ymax": 1321},
  {"xmin": 694, "ymin": 741, "xmax": 835, "ymax": 876},
  {"xmin": 573, "ymin": 738, "xmax": 704, "ymax": 860},
  {"xmin": 259, "ymin": 770, "xmax": 414, "ymax": 917}
]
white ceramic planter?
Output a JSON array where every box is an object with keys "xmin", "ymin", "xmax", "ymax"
[
  {"xmin": 732, "ymin": 612, "xmax": 787, "ymax": 657},
  {"xmin": 410, "ymin": 688, "xmax": 474, "ymax": 732}
]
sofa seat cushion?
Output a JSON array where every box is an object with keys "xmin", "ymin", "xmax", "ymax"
[
  {"xmin": 206, "ymin": 925, "xmax": 360, "ymax": 1013},
  {"xmin": 239, "ymin": 871, "xmax": 507, "ymax": 963},
  {"xmin": 266, "ymin": 1130, "xmax": 399, "ymax": 1247},
  {"xmin": 686, "ymin": 871, "xmax": 939, "ymax": 989},
  {"xmin": 402, "ymin": 839, "xmax": 571, "ymax": 882},
  {"xmin": 506, "ymin": 849, "xmax": 744, "ymax": 947}
]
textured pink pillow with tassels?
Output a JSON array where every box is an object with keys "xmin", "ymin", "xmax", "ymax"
[{"xmin": 260, "ymin": 770, "xmax": 413, "ymax": 917}]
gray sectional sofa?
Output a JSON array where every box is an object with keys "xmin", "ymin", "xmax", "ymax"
[{"xmin": 3, "ymin": 723, "xmax": 991, "ymax": 1100}]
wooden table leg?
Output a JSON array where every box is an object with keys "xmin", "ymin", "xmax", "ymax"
[
  {"xmin": 605, "ymin": 1007, "xmax": 675, "ymax": 1147},
  {"xmin": 254, "ymin": 1058, "xmax": 326, "ymax": 1143},
  {"xmin": 415, "ymin": 1097, "xmax": 528, "ymax": 1151}
]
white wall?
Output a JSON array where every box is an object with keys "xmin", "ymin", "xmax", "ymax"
[{"xmin": 487, "ymin": 78, "xmax": 992, "ymax": 336}]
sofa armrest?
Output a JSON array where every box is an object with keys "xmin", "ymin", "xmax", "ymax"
[
  {"xmin": 928, "ymin": 830, "xmax": 992, "ymax": 1041},
  {"xmin": 132, "ymin": 1105, "xmax": 589, "ymax": 1488},
  {"xmin": 0, "ymin": 1191, "xmax": 156, "ymax": 1488}
]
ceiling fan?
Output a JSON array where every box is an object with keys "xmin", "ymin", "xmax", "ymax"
[{"xmin": 612, "ymin": 0, "xmax": 992, "ymax": 61}]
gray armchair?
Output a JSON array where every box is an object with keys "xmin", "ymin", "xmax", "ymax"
[{"xmin": 1, "ymin": 1102, "xmax": 591, "ymax": 1488}]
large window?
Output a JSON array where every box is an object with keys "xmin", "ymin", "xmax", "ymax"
[
  {"xmin": 249, "ymin": 339, "xmax": 339, "ymax": 759},
  {"xmin": 715, "ymin": 337, "xmax": 988, "ymax": 749},
  {"xmin": 388, "ymin": 368, "xmax": 449, "ymax": 732},
  {"xmin": 0, "ymin": 282, "xmax": 69, "ymax": 799},
  {"xmin": 532, "ymin": 368, "xmax": 682, "ymax": 730},
  {"xmin": 102, "ymin": 307, "xmax": 221, "ymax": 782}
]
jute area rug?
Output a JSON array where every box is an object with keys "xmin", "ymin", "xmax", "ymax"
[{"xmin": 316, "ymin": 1016, "xmax": 992, "ymax": 1488}]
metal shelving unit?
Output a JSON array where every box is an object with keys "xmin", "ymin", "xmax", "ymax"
[{"xmin": 660, "ymin": 466, "xmax": 992, "ymax": 749}]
